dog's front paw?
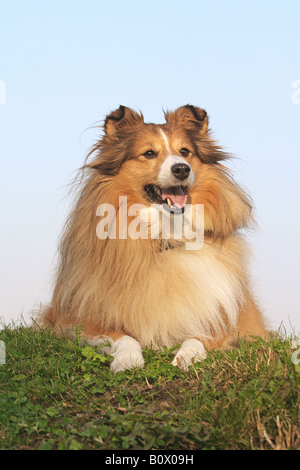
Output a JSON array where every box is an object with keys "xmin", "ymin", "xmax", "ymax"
[
  {"xmin": 172, "ymin": 338, "xmax": 207, "ymax": 370},
  {"xmin": 86, "ymin": 336, "xmax": 115, "ymax": 354},
  {"xmin": 111, "ymin": 336, "xmax": 144, "ymax": 373}
]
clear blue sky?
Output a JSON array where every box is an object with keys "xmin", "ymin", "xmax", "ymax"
[{"xmin": 0, "ymin": 0, "xmax": 299, "ymax": 333}]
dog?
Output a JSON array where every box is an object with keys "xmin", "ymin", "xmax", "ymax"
[{"xmin": 39, "ymin": 105, "xmax": 268, "ymax": 372}]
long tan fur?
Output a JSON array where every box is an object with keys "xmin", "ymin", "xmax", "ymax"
[{"xmin": 39, "ymin": 105, "xmax": 268, "ymax": 352}]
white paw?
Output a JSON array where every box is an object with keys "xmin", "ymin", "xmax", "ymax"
[
  {"xmin": 110, "ymin": 336, "xmax": 144, "ymax": 373},
  {"xmin": 87, "ymin": 336, "xmax": 115, "ymax": 355},
  {"xmin": 172, "ymin": 338, "xmax": 207, "ymax": 370}
]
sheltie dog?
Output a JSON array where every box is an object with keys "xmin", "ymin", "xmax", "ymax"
[{"xmin": 39, "ymin": 104, "xmax": 268, "ymax": 372}]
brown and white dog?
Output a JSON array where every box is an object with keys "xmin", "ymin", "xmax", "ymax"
[{"xmin": 39, "ymin": 105, "xmax": 268, "ymax": 371}]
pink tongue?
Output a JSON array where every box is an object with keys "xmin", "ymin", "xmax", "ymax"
[{"xmin": 162, "ymin": 187, "xmax": 188, "ymax": 208}]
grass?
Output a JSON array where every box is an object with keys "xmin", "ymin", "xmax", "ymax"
[{"xmin": 0, "ymin": 325, "xmax": 299, "ymax": 450}]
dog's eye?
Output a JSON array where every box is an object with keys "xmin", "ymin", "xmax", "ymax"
[
  {"xmin": 143, "ymin": 150, "xmax": 157, "ymax": 159},
  {"xmin": 180, "ymin": 148, "xmax": 190, "ymax": 157}
]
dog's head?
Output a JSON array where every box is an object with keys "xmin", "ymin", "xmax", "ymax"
[{"xmin": 87, "ymin": 105, "xmax": 253, "ymax": 239}]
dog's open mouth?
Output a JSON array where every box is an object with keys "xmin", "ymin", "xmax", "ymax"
[{"xmin": 143, "ymin": 184, "xmax": 188, "ymax": 214}]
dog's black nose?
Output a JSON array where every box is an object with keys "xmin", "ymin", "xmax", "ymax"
[{"xmin": 171, "ymin": 163, "xmax": 191, "ymax": 181}]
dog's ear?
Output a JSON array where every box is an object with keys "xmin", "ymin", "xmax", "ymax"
[
  {"xmin": 165, "ymin": 105, "xmax": 228, "ymax": 164},
  {"xmin": 104, "ymin": 105, "xmax": 144, "ymax": 136},
  {"xmin": 164, "ymin": 105, "xmax": 208, "ymax": 134}
]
